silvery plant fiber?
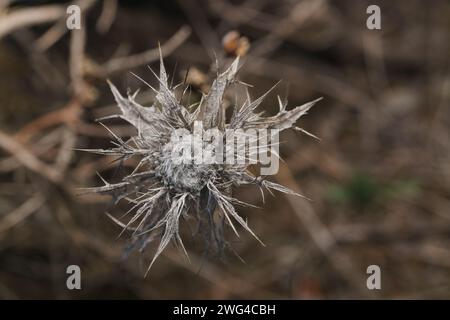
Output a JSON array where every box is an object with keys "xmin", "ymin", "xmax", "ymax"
[{"xmin": 82, "ymin": 55, "xmax": 321, "ymax": 274}]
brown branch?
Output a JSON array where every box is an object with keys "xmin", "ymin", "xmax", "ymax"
[
  {"xmin": 276, "ymin": 163, "xmax": 369, "ymax": 296},
  {"xmin": 250, "ymin": 0, "xmax": 326, "ymax": 57},
  {"xmin": 14, "ymin": 101, "xmax": 81, "ymax": 143},
  {"xmin": 0, "ymin": 193, "xmax": 46, "ymax": 234},
  {"xmin": 34, "ymin": 0, "xmax": 97, "ymax": 52},
  {"xmin": 99, "ymin": 25, "xmax": 192, "ymax": 75},
  {"xmin": 96, "ymin": 0, "xmax": 118, "ymax": 34},
  {"xmin": 0, "ymin": 4, "xmax": 65, "ymax": 39},
  {"xmin": 69, "ymin": 20, "xmax": 87, "ymax": 99},
  {"xmin": 0, "ymin": 130, "xmax": 62, "ymax": 183}
]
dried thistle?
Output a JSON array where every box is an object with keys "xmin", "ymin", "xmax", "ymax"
[{"xmin": 81, "ymin": 54, "xmax": 321, "ymax": 274}]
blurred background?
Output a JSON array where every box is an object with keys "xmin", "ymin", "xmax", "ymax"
[{"xmin": 0, "ymin": 0, "xmax": 449, "ymax": 299}]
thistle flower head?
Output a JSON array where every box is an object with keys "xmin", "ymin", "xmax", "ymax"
[{"xmin": 83, "ymin": 54, "xmax": 321, "ymax": 274}]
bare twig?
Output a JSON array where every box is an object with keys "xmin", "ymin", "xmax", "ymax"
[
  {"xmin": 99, "ymin": 26, "xmax": 191, "ymax": 75},
  {"xmin": 11, "ymin": 29, "xmax": 66, "ymax": 91},
  {"xmin": 211, "ymin": 0, "xmax": 275, "ymax": 32},
  {"xmin": 34, "ymin": 19, "xmax": 68, "ymax": 52},
  {"xmin": 15, "ymin": 101, "xmax": 81, "ymax": 143},
  {"xmin": 34, "ymin": 0, "xmax": 97, "ymax": 52},
  {"xmin": 0, "ymin": 4, "xmax": 65, "ymax": 40},
  {"xmin": 276, "ymin": 163, "xmax": 369, "ymax": 296},
  {"xmin": 0, "ymin": 130, "xmax": 62, "ymax": 183},
  {"xmin": 0, "ymin": 0, "xmax": 11, "ymax": 11},
  {"xmin": 0, "ymin": 128, "xmax": 65, "ymax": 173},
  {"xmin": 54, "ymin": 128, "xmax": 77, "ymax": 174},
  {"xmin": 0, "ymin": 193, "xmax": 46, "ymax": 234},
  {"xmin": 250, "ymin": 0, "xmax": 326, "ymax": 57},
  {"xmin": 177, "ymin": 0, "xmax": 220, "ymax": 59},
  {"xmin": 69, "ymin": 21, "xmax": 87, "ymax": 99},
  {"xmin": 96, "ymin": 0, "xmax": 118, "ymax": 34}
]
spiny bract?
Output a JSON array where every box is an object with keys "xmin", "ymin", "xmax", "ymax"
[{"xmin": 82, "ymin": 54, "xmax": 321, "ymax": 275}]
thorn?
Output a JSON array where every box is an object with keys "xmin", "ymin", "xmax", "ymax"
[{"xmin": 96, "ymin": 171, "xmax": 109, "ymax": 185}]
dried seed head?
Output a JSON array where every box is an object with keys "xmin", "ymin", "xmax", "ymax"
[{"xmin": 82, "ymin": 54, "xmax": 321, "ymax": 275}]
